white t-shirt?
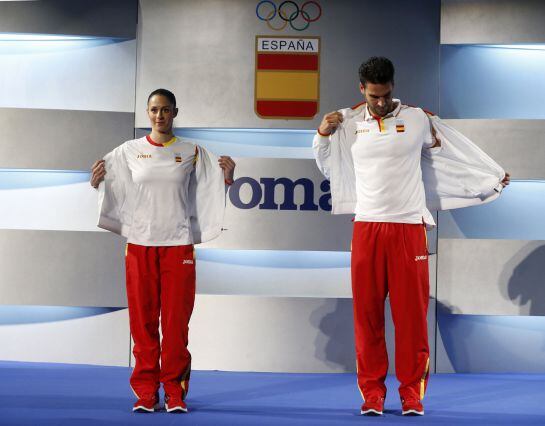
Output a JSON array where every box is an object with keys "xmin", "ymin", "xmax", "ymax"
[
  {"xmin": 349, "ymin": 101, "xmax": 435, "ymax": 225},
  {"xmin": 119, "ymin": 135, "xmax": 198, "ymax": 246}
]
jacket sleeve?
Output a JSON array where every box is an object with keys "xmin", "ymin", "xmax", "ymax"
[
  {"xmin": 312, "ymin": 133, "xmax": 332, "ymax": 179},
  {"xmin": 422, "ymin": 116, "xmax": 506, "ymax": 211},
  {"xmin": 97, "ymin": 144, "xmax": 133, "ymax": 237},
  {"xmin": 189, "ymin": 145, "xmax": 226, "ymax": 244},
  {"xmin": 313, "ymin": 108, "xmax": 358, "ymax": 215}
]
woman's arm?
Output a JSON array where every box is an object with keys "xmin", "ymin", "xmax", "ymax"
[{"xmin": 90, "ymin": 159, "xmax": 106, "ymax": 189}]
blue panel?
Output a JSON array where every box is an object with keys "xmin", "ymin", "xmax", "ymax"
[
  {"xmin": 440, "ymin": 45, "xmax": 545, "ymax": 118},
  {"xmin": 0, "ymin": 34, "xmax": 123, "ymax": 41},
  {"xmin": 0, "ymin": 169, "xmax": 90, "ymax": 190},
  {"xmin": 0, "ymin": 34, "xmax": 127, "ymax": 54},
  {"xmin": 438, "ymin": 180, "xmax": 545, "ymax": 239},
  {"xmin": 196, "ymin": 249, "xmax": 350, "ymax": 269},
  {"xmin": 174, "ymin": 128, "xmax": 315, "ymax": 147},
  {"xmin": 0, "ymin": 306, "xmax": 123, "ymax": 325},
  {"xmin": 138, "ymin": 128, "xmax": 318, "ymax": 158},
  {"xmin": 437, "ymin": 309, "xmax": 545, "ymax": 373}
]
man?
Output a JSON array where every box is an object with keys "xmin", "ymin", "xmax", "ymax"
[{"xmin": 313, "ymin": 57, "xmax": 509, "ymax": 416}]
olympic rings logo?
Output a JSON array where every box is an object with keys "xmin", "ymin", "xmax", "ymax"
[{"xmin": 256, "ymin": 0, "xmax": 322, "ymax": 32}]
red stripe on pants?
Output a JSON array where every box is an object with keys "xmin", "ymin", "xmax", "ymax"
[
  {"xmin": 126, "ymin": 243, "xmax": 195, "ymax": 400},
  {"xmin": 351, "ymin": 222, "xmax": 430, "ymax": 401}
]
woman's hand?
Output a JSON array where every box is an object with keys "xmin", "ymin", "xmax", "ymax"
[
  {"xmin": 90, "ymin": 159, "xmax": 106, "ymax": 189},
  {"xmin": 501, "ymin": 172, "xmax": 511, "ymax": 187},
  {"xmin": 218, "ymin": 156, "xmax": 236, "ymax": 185}
]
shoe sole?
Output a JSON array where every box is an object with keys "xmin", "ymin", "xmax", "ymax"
[
  {"xmin": 361, "ymin": 409, "xmax": 383, "ymax": 416},
  {"xmin": 133, "ymin": 403, "xmax": 161, "ymax": 413},
  {"xmin": 402, "ymin": 409, "xmax": 424, "ymax": 416},
  {"xmin": 166, "ymin": 403, "xmax": 188, "ymax": 413}
]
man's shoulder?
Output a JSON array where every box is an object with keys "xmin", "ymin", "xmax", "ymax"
[
  {"xmin": 399, "ymin": 104, "xmax": 436, "ymax": 117},
  {"xmin": 398, "ymin": 105, "xmax": 438, "ymax": 129},
  {"xmin": 338, "ymin": 102, "xmax": 367, "ymax": 122}
]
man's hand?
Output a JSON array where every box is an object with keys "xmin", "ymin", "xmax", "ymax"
[
  {"xmin": 318, "ymin": 111, "xmax": 343, "ymax": 136},
  {"xmin": 218, "ymin": 156, "xmax": 236, "ymax": 185},
  {"xmin": 90, "ymin": 159, "xmax": 106, "ymax": 189},
  {"xmin": 430, "ymin": 126, "xmax": 441, "ymax": 148},
  {"xmin": 501, "ymin": 172, "xmax": 511, "ymax": 187}
]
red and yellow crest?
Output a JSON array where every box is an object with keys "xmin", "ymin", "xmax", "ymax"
[{"xmin": 255, "ymin": 36, "xmax": 320, "ymax": 119}]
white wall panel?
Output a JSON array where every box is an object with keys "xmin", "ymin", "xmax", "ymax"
[
  {"xmin": 0, "ymin": 230, "xmax": 126, "ymax": 307},
  {"xmin": 197, "ymin": 253, "xmax": 436, "ymax": 299},
  {"xmin": 0, "ymin": 0, "xmax": 137, "ymax": 39},
  {"xmin": 435, "ymin": 313, "xmax": 545, "ymax": 373},
  {"xmin": 443, "ymin": 120, "xmax": 545, "ymax": 180},
  {"xmin": 201, "ymin": 158, "xmax": 352, "ymax": 251},
  {"xmin": 0, "ymin": 180, "xmax": 101, "ymax": 232},
  {"xmin": 197, "ymin": 252, "xmax": 351, "ymax": 298},
  {"xmin": 136, "ymin": 0, "xmax": 439, "ymax": 128},
  {"xmin": 135, "ymin": 128, "xmax": 317, "ymax": 159},
  {"xmin": 183, "ymin": 295, "xmax": 436, "ymax": 374},
  {"xmin": 0, "ymin": 309, "xmax": 130, "ymax": 366},
  {"xmin": 0, "ymin": 39, "xmax": 136, "ymax": 112},
  {"xmin": 0, "ymin": 109, "xmax": 134, "ymax": 170},
  {"xmin": 437, "ymin": 239, "xmax": 545, "ymax": 315},
  {"xmin": 441, "ymin": 0, "xmax": 545, "ymax": 44}
]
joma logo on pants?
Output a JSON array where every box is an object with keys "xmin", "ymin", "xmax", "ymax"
[
  {"xmin": 415, "ymin": 256, "xmax": 428, "ymax": 261},
  {"xmin": 182, "ymin": 260, "xmax": 194, "ymax": 265}
]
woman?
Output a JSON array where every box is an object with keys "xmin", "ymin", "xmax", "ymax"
[{"xmin": 90, "ymin": 89, "xmax": 235, "ymax": 413}]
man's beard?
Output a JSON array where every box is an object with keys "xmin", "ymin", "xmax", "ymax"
[{"xmin": 369, "ymin": 103, "xmax": 391, "ymax": 117}]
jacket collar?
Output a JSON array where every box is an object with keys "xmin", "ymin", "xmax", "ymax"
[{"xmin": 362, "ymin": 99, "xmax": 402, "ymax": 121}]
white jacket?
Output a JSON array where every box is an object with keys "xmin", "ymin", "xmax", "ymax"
[
  {"xmin": 313, "ymin": 104, "xmax": 505, "ymax": 215},
  {"xmin": 97, "ymin": 142, "xmax": 225, "ymax": 245}
]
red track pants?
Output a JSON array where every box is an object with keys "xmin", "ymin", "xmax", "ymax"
[
  {"xmin": 125, "ymin": 243, "xmax": 195, "ymax": 400},
  {"xmin": 351, "ymin": 222, "xmax": 430, "ymax": 402}
]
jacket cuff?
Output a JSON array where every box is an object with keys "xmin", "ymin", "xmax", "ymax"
[{"xmin": 314, "ymin": 133, "xmax": 331, "ymax": 147}]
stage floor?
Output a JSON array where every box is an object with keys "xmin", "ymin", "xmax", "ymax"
[{"xmin": 1, "ymin": 361, "xmax": 544, "ymax": 425}]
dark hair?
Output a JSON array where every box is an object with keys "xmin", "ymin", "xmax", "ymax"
[
  {"xmin": 147, "ymin": 88, "xmax": 177, "ymax": 108},
  {"xmin": 358, "ymin": 57, "xmax": 395, "ymax": 86}
]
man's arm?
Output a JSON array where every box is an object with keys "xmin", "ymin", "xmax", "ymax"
[
  {"xmin": 429, "ymin": 126, "xmax": 441, "ymax": 148},
  {"xmin": 313, "ymin": 111, "xmax": 344, "ymax": 179},
  {"xmin": 423, "ymin": 113, "xmax": 441, "ymax": 149},
  {"xmin": 318, "ymin": 111, "xmax": 344, "ymax": 137}
]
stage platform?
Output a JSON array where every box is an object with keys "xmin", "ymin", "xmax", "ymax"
[{"xmin": 1, "ymin": 361, "xmax": 544, "ymax": 425}]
